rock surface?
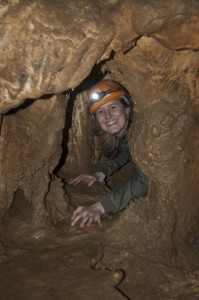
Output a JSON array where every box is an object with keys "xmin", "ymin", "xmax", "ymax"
[{"xmin": 0, "ymin": 0, "xmax": 198, "ymax": 299}]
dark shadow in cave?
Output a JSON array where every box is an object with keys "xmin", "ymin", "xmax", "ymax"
[
  {"xmin": 2, "ymin": 189, "xmax": 32, "ymax": 224},
  {"xmin": 54, "ymin": 62, "xmax": 112, "ymax": 175},
  {"xmin": 5, "ymin": 94, "xmax": 55, "ymax": 115}
]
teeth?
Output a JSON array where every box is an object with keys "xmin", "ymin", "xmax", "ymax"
[{"xmin": 107, "ymin": 121, "xmax": 116, "ymax": 126}]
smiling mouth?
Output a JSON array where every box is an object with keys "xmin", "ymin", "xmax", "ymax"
[{"xmin": 106, "ymin": 121, "xmax": 117, "ymax": 126}]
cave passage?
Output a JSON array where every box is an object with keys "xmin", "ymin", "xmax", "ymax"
[{"xmin": 0, "ymin": 0, "xmax": 199, "ymax": 299}]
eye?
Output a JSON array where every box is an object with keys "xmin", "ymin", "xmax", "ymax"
[
  {"xmin": 96, "ymin": 109, "xmax": 104, "ymax": 115},
  {"xmin": 110, "ymin": 105, "xmax": 117, "ymax": 110}
]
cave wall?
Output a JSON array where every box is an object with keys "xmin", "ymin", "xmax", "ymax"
[
  {"xmin": 0, "ymin": 0, "xmax": 199, "ymax": 262},
  {"xmin": 62, "ymin": 37, "xmax": 199, "ymax": 264},
  {"xmin": 0, "ymin": 95, "xmax": 69, "ymax": 240},
  {"xmin": 111, "ymin": 37, "xmax": 199, "ymax": 243}
]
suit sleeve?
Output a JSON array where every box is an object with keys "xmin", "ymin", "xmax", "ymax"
[
  {"xmin": 100, "ymin": 163, "xmax": 149, "ymax": 213},
  {"xmin": 92, "ymin": 141, "xmax": 131, "ymax": 177}
]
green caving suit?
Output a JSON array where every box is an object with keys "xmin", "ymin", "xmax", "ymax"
[{"xmin": 93, "ymin": 137, "xmax": 149, "ymax": 214}]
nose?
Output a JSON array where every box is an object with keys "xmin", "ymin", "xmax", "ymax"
[{"xmin": 104, "ymin": 109, "xmax": 111, "ymax": 119}]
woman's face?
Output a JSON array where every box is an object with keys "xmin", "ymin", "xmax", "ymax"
[{"xmin": 95, "ymin": 99, "xmax": 129, "ymax": 135}]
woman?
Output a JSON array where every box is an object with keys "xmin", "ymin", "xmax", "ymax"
[{"xmin": 69, "ymin": 79, "xmax": 148, "ymax": 227}]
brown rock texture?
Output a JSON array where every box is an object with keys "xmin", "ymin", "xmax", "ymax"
[{"xmin": 0, "ymin": 0, "xmax": 198, "ymax": 299}]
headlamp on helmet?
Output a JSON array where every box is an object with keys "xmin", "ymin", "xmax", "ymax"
[
  {"xmin": 89, "ymin": 88, "xmax": 121, "ymax": 109},
  {"xmin": 87, "ymin": 80, "xmax": 131, "ymax": 114}
]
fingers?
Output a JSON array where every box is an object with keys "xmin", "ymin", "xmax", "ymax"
[
  {"xmin": 71, "ymin": 206, "xmax": 83, "ymax": 221},
  {"xmin": 95, "ymin": 215, "xmax": 102, "ymax": 227},
  {"xmin": 79, "ymin": 216, "xmax": 101, "ymax": 228},
  {"xmin": 71, "ymin": 207, "xmax": 84, "ymax": 226},
  {"xmin": 85, "ymin": 216, "xmax": 94, "ymax": 227},
  {"xmin": 70, "ymin": 205, "xmax": 103, "ymax": 228},
  {"xmin": 87, "ymin": 176, "xmax": 97, "ymax": 187},
  {"xmin": 71, "ymin": 212, "xmax": 92, "ymax": 228},
  {"xmin": 97, "ymin": 219, "xmax": 102, "ymax": 227},
  {"xmin": 68, "ymin": 174, "xmax": 97, "ymax": 186},
  {"xmin": 80, "ymin": 216, "xmax": 93, "ymax": 228},
  {"xmin": 68, "ymin": 175, "xmax": 85, "ymax": 185},
  {"xmin": 71, "ymin": 207, "xmax": 92, "ymax": 227}
]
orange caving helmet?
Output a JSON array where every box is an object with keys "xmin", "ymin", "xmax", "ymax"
[{"xmin": 87, "ymin": 79, "xmax": 131, "ymax": 113}]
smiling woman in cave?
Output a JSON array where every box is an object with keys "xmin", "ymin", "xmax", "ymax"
[{"xmin": 69, "ymin": 79, "xmax": 148, "ymax": 228}]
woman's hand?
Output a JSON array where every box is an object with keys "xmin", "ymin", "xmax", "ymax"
[
  {"xmin": 68, "ymin": 173, "xmax": 99, "ymax": 187},
  {"xmin": 71, "ymin": 202, "xmax": 105, "ymax": 228}
]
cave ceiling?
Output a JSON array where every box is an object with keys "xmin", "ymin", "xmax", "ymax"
[{"xmin": 0, "ymin": 0, "xmax": 199, "ymax": 113}]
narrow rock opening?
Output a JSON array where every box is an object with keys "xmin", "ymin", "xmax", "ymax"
[
  {"xmin": 55, "ymin": 64, "xmax": 108, "ymax": 175},
  {"xmin": 0, "ymin": 1, "xmax": 198, "ymax": 299}
]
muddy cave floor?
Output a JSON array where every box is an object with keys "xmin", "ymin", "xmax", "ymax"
[{"xmin": 0, "ymin": 182, "xmax": 198, "ymax": 300}]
